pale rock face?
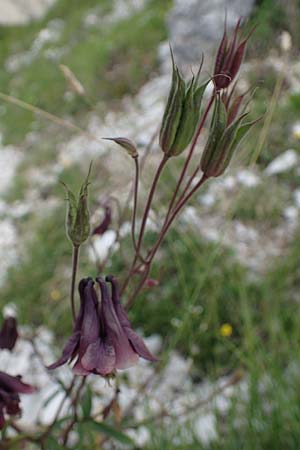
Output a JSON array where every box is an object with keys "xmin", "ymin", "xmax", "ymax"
[
  {"xmin": 0, "ymin": 0, "xmax": 56, "ymax": 25},
  {"xmin": 265, "ymin": 149, "xmax": 298, "ymax": 176},
  {"xmin": 167, "ymin": 0, "xmax": 255, "ymax": 66}
]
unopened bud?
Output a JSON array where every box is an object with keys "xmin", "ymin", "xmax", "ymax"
[
  {"xmin": 170, "ymin": 79, "xmax": 209, "ymax": 156},
  {"xmin": 103, "ymin": 137, "xmax": 138, "ymax": 158},
  {"xmin": 201, "ymin": 96, "xmax": 259, "ymax": 178},
  {"xmin": 159, "ymin": 49, "xmax": 185, "ymax": 156},
  {"xmin": 62, "ymin": 164, "xmax": 91, "ymax": 247},
  {"xmin": 200, "ymin": 96, "xmax": 227, "ymax": 175},
  {"xmin": 160, "ymin": 50, "xmax": 208, "ymax": 157}
]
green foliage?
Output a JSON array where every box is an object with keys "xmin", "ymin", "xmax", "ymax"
[
  {"xmin": 116, "ymin": 229, "xmax": 257, "ymax": 376},
  {"xmin": 230, "ymin": 179, "xmax": 289, "ymax": 222},
  {"xmin": 0, "ymin": 207, "xmax": 72, "ymax": 331},
  {"xmin": 0, "ymin": 0, "xmax": 171, "ymax": 144},
  {"xmin": 247, "ymin": 0, "xmax": 287, "ymax": 56}
]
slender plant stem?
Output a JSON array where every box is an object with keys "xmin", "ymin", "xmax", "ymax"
[
  {"xmin": 136, "ymin": 154, "xmax": 169, "ymax": 253},
  {"xmin": 125, "ymin": 263, "xmax": 150, "ymax": 309},
  {"xmin": 164, "ymin": 94, "xmax": 214, "ymax": 223},
  {"xmin": 124, "ymin": 94, "xmax": 214, "ymax": 305},
  {"xmin": 131, "ymin": 156, "xmax": 141, "ymax": 256},
  {"xmin": 121, "ymin": 154, "xmax": 169, "ymax": 294},
  {"xmin": 130, "ymin": 157, "xmax": 147, "ymax": 264},
  {"xmin": 62, "ymin": 377, "xmax": 86, "ymax": 445},
  {"xmin": 70, "ymin": 246, "xmax": 80, "ymax": 321},
  {"xmin": 125, "ymin": 173, "xmax": 208, "ymax": 308},
  {"xmin": 172, "ymin": 164, "xmax": 200, "ymax": 209},
  {"xmin": 150, "ymin": 173, "xmax": 208, "ymax": 259},
  {"xmin": 119, "ymin": 127, "xmax": 158, "ymax": 226},
  {"xmin": 123, "ymin": 96, "xmax": 213, "ymax": 304}
]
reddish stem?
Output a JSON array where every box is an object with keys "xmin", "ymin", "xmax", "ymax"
[
  {"xmin": 164, "ymin": 94, "xmax": 214, "ymax": 223},
  {"xmin": 131, "ymin": 157, "xmax": 143, "ymax": 257},
  {"xmin": 125, "ymin": 173, "xmax": 208, "ymax": 309},
  {"xmin": 70, "ymin": 246, "xmax": 79, "ymax": 321},
  {"xmin": 121, "ymin": 154, "xmax": 169, "ymax": 294}
]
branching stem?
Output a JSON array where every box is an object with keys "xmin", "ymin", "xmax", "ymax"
[{"xmin": 70, "ymin": 246, "xmax": 80, "ymax": 321}]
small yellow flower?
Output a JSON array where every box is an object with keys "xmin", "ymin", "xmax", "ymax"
[
  {"xmin": 220, "ymin": 323, "xmax": 233, "ymax": 337},
  {"xmin": 292, "ymin": 123, "xmax": 300, "ymax": 140},
  {"xmin": 50, "ymin": 289, "xmax": 61, "ymax": 302}
]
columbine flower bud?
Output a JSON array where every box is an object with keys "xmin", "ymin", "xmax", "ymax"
[
  {"xmin": 200, "ymin": 93, "xmax": 259, "ymax": 178},
  {"xmin": 159, "ymin": 49, "xmax": 208, "ymax": 157},
  {"xmin": 62, "ymin": 165, "xmax": 91, "ymax": 248},
  {"xmin": 103, "ymin": 137, "xmax": 138, "ymax": 158},
  {"xmin": 214, "ymin": 18, "xmax": 253, "ymax": 91}
]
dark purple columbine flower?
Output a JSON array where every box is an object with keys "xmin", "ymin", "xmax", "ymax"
[
  {"xmin": 0, "ymin": 371, "xmax": 36, "ymax": 429},
  {"xmin": 0, "ymin": 317, "xmax": 18, "ymax": 351},
  {"xmin": 47, "ymin": 276, "xmax": 157, "ymax": 377}
]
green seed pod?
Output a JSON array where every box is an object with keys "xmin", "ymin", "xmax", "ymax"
[
  {"xmin": 201, "ymin": 108, "xmax": 259, "ymax": 178},
  {"xmin": 169, "ymin": 77, "xmax": 195, "ymax": 156},
  {"xmin": 219, "ymin": 117, "xmax": 260, "ymax": 175},
  {"xmin": 200, "ymin": 96, "xmax": 227, "ymax": 176},
  {"xmin": 170, "ymin": 79, "xmax": 209, "ymax": 156},
  {"xmin": 206, "ymin": 113, "xmax": 246, "ymax": 177},
  {"xmin": 62, "ymin": 164, "xmax": 91, "ymax": 247},
  {"xmin": 159, "ymin": 49, "xmax": 186, "ymax": 156}
]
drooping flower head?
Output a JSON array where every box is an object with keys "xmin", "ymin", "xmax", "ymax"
[
  {"xmin": 0, "ymin": 371, "xmax": 36, "ymax": 429},
  {"xmin": 0, "ymin": 317, "xmax": 18, "ymax": 351},
  {"xmin": 47, "ymin": 276, "xmax": 157, "ymax": 377}
]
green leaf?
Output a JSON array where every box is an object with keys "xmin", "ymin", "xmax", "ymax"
[
  {"xmin": 87, "ymin": 420, "xmax": 134, "ymax": 445},
  {"xmin": 81, "ymin": 385, "xmax": 92, "ymax": 419},
  {"xmin": 42, "ymin": 388, "xmax": 61, "ymax": 409},
  {"xmin": 45, "ymin": 436, "xmax": 65, "ymax": 450}
]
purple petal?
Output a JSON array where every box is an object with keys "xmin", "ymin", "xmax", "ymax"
[
  {"xmin": 106, "ymin": 276, "xmax": 131, "ymax": 328},
  {"xmin": 125, "ymin": 328, "xmax": 158, "ymax": 362},
  {"xmin": 0, "ymin": 404, "xmax": 5, "ymax": 430},
  {"xmin": 80, "ymin": 280, "xmax": 100, "ymax": 345},
  {"xmin": 81, "ymin": 338, "xmax": 116, "ymax": 376},
  {"xmin": 5, "ymin": 396, "xmax": 20, "ymax": 415},
  {"xmin": 76, "ymin": 280, "xmax": 101, "ymax": 366},
  {"xmin": 106, "ymin": 276, "xmax": 157, "ymax": 363},
  {"xmin": 0, "ymin": 372, "xmax": 36, "ymax": 394},
  {"xmin": 0, "ymin": 317, "xmax": 18, "ymax": 351},
  {"xmin": 72, "ymin": 358, "xmax": 90, "ymax": 376},
  {"xmin": 47, "ymin": 331, "xmax": 81, "ymax": 370},
  {"xmin": 97, "ymin": 278, "xmax": 139, "ymax": 370},
  {"xmin": 74, "ymin": 278, "xmax": 91, "ymax": 333}
]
